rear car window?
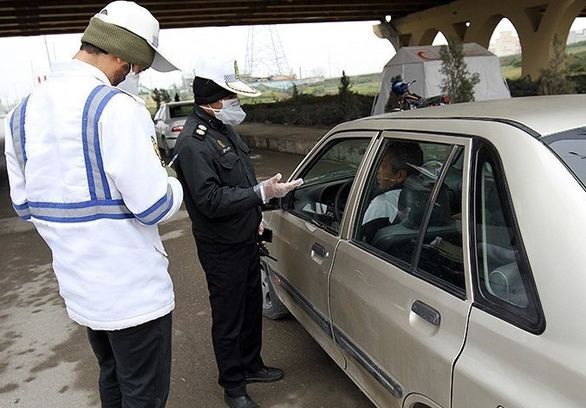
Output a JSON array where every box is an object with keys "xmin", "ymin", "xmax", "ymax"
[
  {"xmin": 542, "ymin": 127, "xmax": 586, "ymax": 189},
  {"xmin": 169, "ymin": 104, "xmax": 193, "ymax": 118}
]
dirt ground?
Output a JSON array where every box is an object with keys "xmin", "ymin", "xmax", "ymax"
[{"xmin": 0, "ymin": 148, "xmax": 373, "ymax": 408}]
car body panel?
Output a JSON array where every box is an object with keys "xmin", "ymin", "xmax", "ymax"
[{"xmin": 453, "ymin": 123, "xmax": 586, "ymax": 408}]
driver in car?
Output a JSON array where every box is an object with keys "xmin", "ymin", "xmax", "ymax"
[{"xmin": 361, "ymin": 142, "xmax": 423, "ymax": 239}]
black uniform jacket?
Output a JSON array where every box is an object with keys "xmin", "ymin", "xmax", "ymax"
[{"xmin": 174, "ymin": 105, "xmax": 262, "ymax": 245}]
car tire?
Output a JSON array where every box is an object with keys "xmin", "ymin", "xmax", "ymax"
[
  {"xmin": 160, "ymin": 137, "xmax": 172, "ymax": 161},
  {"xmin": 261, "ymin": 262, "xmax": 289, "ymax": 320}
]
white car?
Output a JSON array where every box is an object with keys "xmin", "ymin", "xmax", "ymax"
[
  {"xmin": 262, "ymin": 95, "xmax": 586, "ymax": 408},
  {"xmin": 154, "ymin": 100, "xmax": 193, "ymax": 157}
]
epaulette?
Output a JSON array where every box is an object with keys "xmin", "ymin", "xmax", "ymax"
[{"xmin": 192, "ymin": 123, "xmax": 208, "ymax": 140}]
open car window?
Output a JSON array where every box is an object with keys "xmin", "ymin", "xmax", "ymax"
[{"xmin": 288, "ymin": 138, "xmax": 369, "ymax": 234}]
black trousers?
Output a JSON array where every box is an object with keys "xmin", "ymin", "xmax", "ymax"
[
  {"xmin": 197, "ymin": 241, "xmax": 264, "ymax": 397},
  {"xmin": 87, "ymin": 313, "xmax": 172, "ymax": 408}
]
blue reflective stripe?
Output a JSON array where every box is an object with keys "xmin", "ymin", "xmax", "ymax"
[
  {"xmin": 19, "ymin": 96, "xmax": 29, "ymax": 163},
  {"xmin": 32, "ymin": 213, "xmax": 134, "ymax": 223},
  {"xmin": 12, "ymin": 201, "xmax": 31, "ymax": 219},
  {"xmin": 147, "ymin": 195, "xmax": 174, "ymax": 225},
  {"xmin": 82, "ymin": 86, "xmax": 104, "ymax": 200},
  {"xmin": 10, "ymin": 96, "xmax": 29, "ymax": 173},
  {"xmin": 82, "ymin": 85, "xmax": 122, "ymax": 200},
  {"xmin": 135, "ymin": 185, "xmax": 174, "ymax": 225},
  {"xmin": 14, "ymin": 199, "xmax": 133, "ymax": 223},
  {"xmin": 93, "ymin": 89, "xmax": 121, "ymax": 199},
  {"xmin": 28, "ymin": 199, "xmax": 126, "ymax": 209}
]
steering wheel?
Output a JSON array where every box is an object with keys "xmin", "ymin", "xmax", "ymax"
[{"xmin": 334, "ymin": 179, "xmax": 354, "ymax": 222}]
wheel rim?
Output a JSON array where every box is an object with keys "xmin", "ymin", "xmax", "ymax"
[{"xmin": 261, "ymin": 266, "xmax": 273, "ymax": 310}]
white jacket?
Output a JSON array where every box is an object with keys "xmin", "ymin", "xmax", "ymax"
[{"xmin": 4, "ymin": 59, "xmax": 183, "ymax": 330}]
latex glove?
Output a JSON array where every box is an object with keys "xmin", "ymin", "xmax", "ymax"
[
  {"xmin": 258, "ymin": 221, "xmax": 265, "ymax": 236},
  {"xmin": 261, "ymin": 173, "xmax": 304, "ymax": 202}
]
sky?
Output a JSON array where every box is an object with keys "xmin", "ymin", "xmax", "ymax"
[{"xmin": 0, "ymin": 17, "xmax": 585, "ymax": 106}]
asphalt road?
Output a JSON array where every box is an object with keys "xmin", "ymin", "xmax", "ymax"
[{"xmin": 0, "ymin": 149, "xmax": 374, "ymax": 408}]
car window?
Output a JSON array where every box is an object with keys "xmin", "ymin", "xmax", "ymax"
[
  {"xmin": 416, "ymin": 148, "xmax": 465, "ymax": 293},
  {"xmin": 355, "ymin": 139, "xmax": 457, "ymax": 271},
  {"xmin": 154, "ymin": 106, "xmax": 164, "ymax": 122},
  {"xmin": 288, "ymin": 138, "xmax": 369, "ymax": 234},
  {"xmin": 473, "ymin": 145, "xmax": 544, "ymax": 333},
  {"xmin": 542, "ymin": 126, "xmax": 586, "ymax": 190},
  {"xmin": 169, "ymin": 104, "xmax": 193, "ymax": 118}
]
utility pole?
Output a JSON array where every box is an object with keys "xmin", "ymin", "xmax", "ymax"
[{"xmin": 43, "ymin": 35, "xmax": 52, "ymax": 69}]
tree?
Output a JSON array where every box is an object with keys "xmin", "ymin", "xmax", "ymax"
[
  {"xmin": 339, "ymin": 70, "xmax": 352, "ymax": 96},
  {"xmin": 152, "ymin": 88, "xmax": 163, "ymax": 110},
  {"xmin": 439, "ymin": 37, "xmax": 480, "ymax": 103},
  {"xmin": 338, "ymin": 70, "xmax": 356, "ymax": 120},
  {"xmin": 292, "ymin": 83, "xmax": 299, "ymax": 100},
  {"xmin": 538, "ymin": 34, "xmax": 576, "ymax": 95},
  {"xmin": 152, "ymin": 88, "xmax": 172, "ymax": 110}
]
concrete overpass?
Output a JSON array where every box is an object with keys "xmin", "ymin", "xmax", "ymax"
[
  {"xmin": 375, "ymin": 0, "xmax": 586, "ymax": 79},
  {"xmin": 1, "ymin": 0, "xmax": 585, "ymax": 80}
]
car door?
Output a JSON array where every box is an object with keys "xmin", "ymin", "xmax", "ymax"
[
  {"xmin": 452, "ymin": 142, "xmax": 549, "ymax": 408},
  {"xmin": 329, "ymin": 132, "xmax": 473, "ymax": 408},
  {"xmin": 267, "ymin": 132, "xmax": 376, "ymax": 365}
]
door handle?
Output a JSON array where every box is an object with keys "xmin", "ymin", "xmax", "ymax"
[
  {"xmin": 411, "ymin": 300, "xmax": 441, "ymax": 326},
  {"xmin": 311, "ymin": 242, "xmax": 328, "ymax": 258}
]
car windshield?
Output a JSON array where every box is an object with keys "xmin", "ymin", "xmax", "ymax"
[
  {"xmin": 169, "ymin": 104, "xmax": 192, "ymax": 118},
  {"xmin": 543, "ymin": 127, "xmax": 586, "ymax": 189}
]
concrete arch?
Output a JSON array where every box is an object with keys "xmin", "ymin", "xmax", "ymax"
[
  {"xmin": 388, "ymin": 0, "xmax": 586, "ymax": 80},
  {"xmin": 464, "ymin": 14, "xmax": 506, "ymax": 47},
  {"xmin": 408, "ymin": 28, "xmax": 440, "ymax": 45}
]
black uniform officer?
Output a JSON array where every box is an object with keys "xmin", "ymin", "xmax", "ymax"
[{"xmin": 173, "ymin": 61, "xmax": 302, "ymax": 408}]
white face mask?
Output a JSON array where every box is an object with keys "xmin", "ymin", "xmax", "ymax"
[
  {"xmin": 206, "ymin": 98, "xmax": 246, "ymax": 126},
  {"xmin": 117, "ymin": 64, "xmax": 140, "ymax": 95}
]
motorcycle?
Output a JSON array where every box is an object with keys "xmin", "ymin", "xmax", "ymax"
[{"xmin": 390, "ymin": 79, "xmax": 450, "ymax": 111}]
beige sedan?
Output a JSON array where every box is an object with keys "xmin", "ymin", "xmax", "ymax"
[{"xmin": 262, "ymin": 95, "xmax": 586, "ymax": 408}]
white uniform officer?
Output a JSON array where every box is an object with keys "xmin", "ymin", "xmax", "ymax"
[{"xmin": 3, "ymin": 2, "xmax": 183, "ymax": 407}]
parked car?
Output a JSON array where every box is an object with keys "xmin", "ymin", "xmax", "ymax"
[
  {"xmin": 154, "ymin": 100, "xmax": 193, "ymax": 157},
  {"xmin": 261, "ymin": 95, "xmax": 586, "ymax": 408}
]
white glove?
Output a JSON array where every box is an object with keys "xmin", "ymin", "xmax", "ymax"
[{"xmin": 260, "ymin": 173, "xmax": 304, "ymax": 202}]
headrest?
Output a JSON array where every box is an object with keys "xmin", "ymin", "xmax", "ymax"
[{"xmin": 397, "ymin": 176, "xmax": 450, "ymax": 228}]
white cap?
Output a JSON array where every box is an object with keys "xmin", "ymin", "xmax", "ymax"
[
  {"xmin": 195, "ymin": 59, "xmax": 261, "ymax": 97},
  {"xmin": 94, "ymin": 1, "xmax": 179, "ymax": 72}
]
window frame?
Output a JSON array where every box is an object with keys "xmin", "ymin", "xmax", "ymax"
[
  {"xmin": 283, "ymin": 133, "xmax": 375, "ymax": 237},
  {"xmin": 469, "ymin": 140, "xmax": 546, "ymax": 334},
  {"xmin": 349, "ymin": 131, "xmax": 471, "ymax": 300}
]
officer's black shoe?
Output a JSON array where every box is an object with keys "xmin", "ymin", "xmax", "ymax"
[
  {"xmin": 245, "ymin": 366, "xmax": 284, "ymax": 383},
  {"xmin": 223, "ymin": 392, "xmax": 259, "ymax": 408}
]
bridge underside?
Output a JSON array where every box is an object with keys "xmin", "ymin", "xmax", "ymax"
[
  {"xmin": 1, "ymin": 0, "xmax": 584, "ymax": 80},
  {"xmin": 0, "ymin": 0, "xmax": 450, "ymax": 37}
]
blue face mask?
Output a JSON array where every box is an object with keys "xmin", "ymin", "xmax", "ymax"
[{"xmin": 206, "ymin": 98, "xmax": 246, "ymax": 126}]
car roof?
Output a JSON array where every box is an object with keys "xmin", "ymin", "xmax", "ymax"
[
  {"xmin": 164, "ymin": 100, "xmax": 194, "ymax": 107},
  {"xmin": 352, "ymin": 95, "xmax": 586, "ymax": 138}
]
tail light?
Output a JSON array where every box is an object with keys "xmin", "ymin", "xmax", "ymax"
[
  {"xmin": 171, "ymin": 125, "xmax": 183, "ymax": 133},
  {"xmin": 441, "ymin": 95, "xmax": 451, "ymax": 104}
]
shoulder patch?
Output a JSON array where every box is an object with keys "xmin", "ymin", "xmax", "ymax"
[
  {"xmin": 151, "ymin": 136, "xmax": 165, "ymax": 167},
  {"xmin": 192, "ymin": 123, "xmax": 208, "ymax": 140}
]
